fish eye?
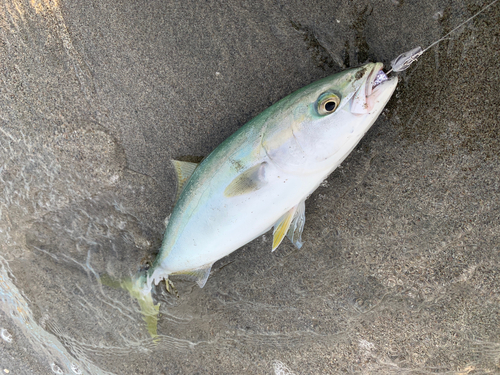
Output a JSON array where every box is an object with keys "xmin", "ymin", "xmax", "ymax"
[{"xmin": 317, "ymin": 93, "xmax": 341, "ymax": 115}]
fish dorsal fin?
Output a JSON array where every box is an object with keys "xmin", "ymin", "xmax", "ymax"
[
  {"xmin": 172, "ymin": 160, "xmax": 199, "ymax": 202},
  {"xmin": 174, "ymin": 264, "xmax": 213, "ymax": 288},
  {"xmin": 272, "ymin": 205, "xmax": 299, "ymax": 251},
  {"xmin": 286, "ymin": 200, "xmax": 306, "ymax": 249},
  {"xmin": 224, "ymin": 162, "xmax": 268, "ymax": 197}
]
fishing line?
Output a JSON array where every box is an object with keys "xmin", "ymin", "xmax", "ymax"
[{"xmin": 387, "ymin": 0, "xmax": 499, "ymax": 74}]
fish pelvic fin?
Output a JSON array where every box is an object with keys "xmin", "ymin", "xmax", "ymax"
[
  {"xmin": 99, "ymin": 272, "xmax": 160, "ymax": 339},
  {"xmin": 286, "ymin": 200, "xmax": 306, "ymax": 249},
  {"xmin": 272, "ymin": 205, "xmax": 297, "ymax": 251},
  {"xmin": 273, "ymin": 200, "xmax": 306, "ymax": 251}
]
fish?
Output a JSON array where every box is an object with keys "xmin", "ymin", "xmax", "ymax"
[{"xmin": 122, "ymin": 62, "xmax": 398, "ymax": 336}]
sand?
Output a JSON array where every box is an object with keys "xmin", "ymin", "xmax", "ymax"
[{"xmin": 0, "ymin": 0, "xmax": 499, "ymax": 373}]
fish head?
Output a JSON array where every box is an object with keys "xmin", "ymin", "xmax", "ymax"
[{"xmin": 262, "ymin": 62, "xmax": 398, "ymax": 174}]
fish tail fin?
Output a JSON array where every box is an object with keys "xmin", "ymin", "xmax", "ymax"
[{"xmin": 99, "ymin": 271, "xmax": 160, "ymax": 339}]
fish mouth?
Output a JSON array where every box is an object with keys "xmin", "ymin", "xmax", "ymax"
[
  {"xmin": 350, "ymin": 62, "xmax": 396, "ymax": 115},
  {"xmin": 367, "ymin": 62, "xmax": 389, "ymax": 95}
]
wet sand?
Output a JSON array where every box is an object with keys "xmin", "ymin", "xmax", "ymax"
[{"xmin": 0, "ymin": 0, "xmax": 499, "ymax": 373}]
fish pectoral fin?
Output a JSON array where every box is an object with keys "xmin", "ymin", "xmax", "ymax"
[
  {"xmin": 224, "ymin": 162, "xmax": 268, "ymax": 197},
  {"xmin": 286, "ymin": 200, "xmax": 306, "ymax": 249},
  {"xmin": 171, "ymin": 160, "xmax": 200, "ymax": 202},
  {"xmin": 272, "ymin": 205, "xmax": 299, "ymax": 252},
  {"xmin": 175, "ymin": 264, "xmax": 213, "ymax": 288}
]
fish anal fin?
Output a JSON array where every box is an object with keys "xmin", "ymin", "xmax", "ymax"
[
  {"xmin": 272, "ymin": 205, "xmax": 298, "ymax": 251},
  {"xmin": 286, "ymin": 200, "xmax": 306, "ymax": 249},
  {"xmin": 174, "ymin": 264, "xmax": 213, "ymax": 288},
  {"xmin": 224, "ymin": 162, "xmax": 268, "ymax": 197},
  {"xmin": 172, "ymin": 160, "xmax": 199, "ymax": 202}
]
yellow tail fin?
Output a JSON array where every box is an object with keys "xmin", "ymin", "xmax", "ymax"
[{"xmin": 99, "ymin": 273, "xmax": 160, "ymax": 338}]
